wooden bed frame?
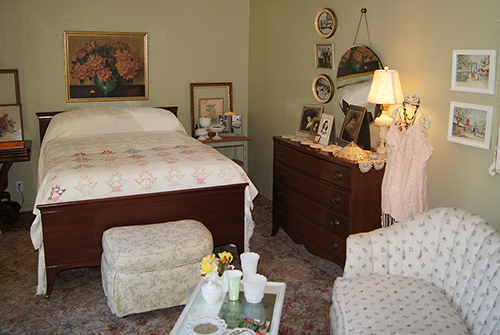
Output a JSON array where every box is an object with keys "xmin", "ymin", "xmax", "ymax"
[{"xmin": 35, "ymin": 107, "xmax": 248, "ymax": 296}]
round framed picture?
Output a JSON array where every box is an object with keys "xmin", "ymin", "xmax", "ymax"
[
  {"xmin": 312, "ymin": 74, "xmax": 334, "ymax": 103},
  {"xmin": 315, "ymin": 8, "xmax": 337, "ymax": 38}
]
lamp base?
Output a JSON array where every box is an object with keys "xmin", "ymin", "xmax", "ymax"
[{"xmin": 374, "ymin": 112, "xmax": 393, "ymax": 155}]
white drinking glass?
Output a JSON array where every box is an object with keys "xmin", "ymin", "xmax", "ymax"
[
  {"xmin": 225, "ymin": 269, "xmax": 242, "ymax": 301},
  {"xmin": 243, "ymin": 273, "xmax": 267, "ymax": 304},
  {"xmin": 240, "ymin": 252, "xmax": 260, "ymax": 278}
]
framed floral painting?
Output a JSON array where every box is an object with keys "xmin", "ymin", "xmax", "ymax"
[{"xmin": 64, "ymin": 31, "xmax": 149, "ymax": 102}]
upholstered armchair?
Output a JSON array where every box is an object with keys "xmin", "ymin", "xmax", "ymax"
[{"xmin": 330, "ymin": 207, "xmax": 500, "ymax": 335}]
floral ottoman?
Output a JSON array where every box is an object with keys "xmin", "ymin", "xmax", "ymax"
[{"xmin": 101, "ymin": 219, "xmax": 213, "ymax": 317}]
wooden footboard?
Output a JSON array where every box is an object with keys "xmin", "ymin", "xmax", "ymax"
[{"xmin": 37, "ymin": 183, "xmax": 247, "ymax": 296}]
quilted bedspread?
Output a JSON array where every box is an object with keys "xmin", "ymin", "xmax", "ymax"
[{"xmin": 30, "ymin": 107, "xmax": 258, "ymax": 295}]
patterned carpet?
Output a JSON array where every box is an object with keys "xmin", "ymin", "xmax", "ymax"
[{"xmin": 0, "ymin": 195, "xmax": 343, "ymax": 335}]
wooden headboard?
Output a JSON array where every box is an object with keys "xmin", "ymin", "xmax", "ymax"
[{"xmin": 35, "ymin": 106, "xmax": 178, "ymax": 144}]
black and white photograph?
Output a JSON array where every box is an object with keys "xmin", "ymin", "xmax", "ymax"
[
  {"xmin": 318, "ymin": 113, "xmax": 335, "ymax": 145},
  {"xmin": 315, "ymin": 44, "xmax": 334, "ymax": 69},
  {"xmin": 296, "ymin": 104, "xmax": 324, "ymax": 135},
  {"xmin": 217, "ymin": 114, "xmax": 231, "ymax": 133},
  {"xmin": 340, "ymin": 109, "xmax": 363, "ymax": 143},
  {"xmin": 314, "ymin": 8, "xmax": 337, "ymax": 38},
  {"xmin": 312, "ymin": 74, "xmax": 334, "ymax": 103},
  {"xmin": 308, "ymin": 117, "xmax": 321, "ymax": 140}
]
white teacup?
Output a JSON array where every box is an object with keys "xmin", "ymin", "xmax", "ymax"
[{"xmin": 243, "ymin": 273, "xmax": 267, "ymax": 304}]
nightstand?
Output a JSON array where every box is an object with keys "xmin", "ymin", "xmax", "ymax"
[{"xmin": 199, "ymin": 136, "xmax": 251, "ymax": 173}]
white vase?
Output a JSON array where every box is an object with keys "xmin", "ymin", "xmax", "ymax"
[
  {"xmin": 219, "ymin": 271, "xmax": 229, "ymax": 293},
  {"xmin": 201, "ymin": 273, "xmax": 222, "ymax": 304}
]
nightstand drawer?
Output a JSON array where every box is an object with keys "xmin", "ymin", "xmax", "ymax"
[
  {"xmin": 274, "ymin": 162, "xmax": 351, "ymax": 215},
  {"xmin": 274, "ymin": 141, "xmax": 352, "ymax": 189},
  {"xmin": 273, "ymin": 181, "xmax": 349, "ymax": 238}
]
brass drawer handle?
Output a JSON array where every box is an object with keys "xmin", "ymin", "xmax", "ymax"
[
  {"xmin": 278, "ymin": 171, "xmax": 284, "ymax": 178},
  {"xmin": 329, "ymin": 242, "xmax": 339, "ymax": 251},
  {"xmin": 333, "ymin": 171, "xmax": 343, "ymax": 181},
  {"xmin": 278, "ymin": 150, "xmax": 284, "ymax": 158},
  {"xmin": 332, "ymin": 195, "xmax": 341, "ymax": 204},
  {"xmin": 331, "ymin": 218, "xmax": 340, "ymax": 228},
  {"xmin": 276, "ymin": 190, "xmax": 283, "ymax": 198}
]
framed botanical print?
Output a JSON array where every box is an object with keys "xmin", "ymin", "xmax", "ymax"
[
  {"xmin": 199, "ymin": 98, "xmax": 224, "ymax": 120},
  {"xmin": 0, "ymin": 69, "xmax": 23, "ymax": 143},
  {"xmin": 64, "ymin": 31, "xmax": 149, "ymax": 102}
]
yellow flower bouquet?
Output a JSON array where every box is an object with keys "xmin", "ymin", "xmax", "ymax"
[{"xmin": 201, "ymin": 251, "xmax": 235, "ymax": 277}]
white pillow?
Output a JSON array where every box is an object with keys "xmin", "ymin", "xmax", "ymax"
[{"xmin": 42, "ymin": 107, "xmax": 186, "ymax": 142}]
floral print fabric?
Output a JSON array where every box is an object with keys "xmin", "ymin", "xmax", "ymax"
[
  {"xmin": 331, "ymin": 207, "xmax": 500, "ymax": 334},
  {"xmin": 101, "ymin": 220, "xmax": 213, "ymax": 317}
]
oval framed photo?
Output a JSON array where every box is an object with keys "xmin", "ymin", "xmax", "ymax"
[
  {"xmin": 315, "ymin": 8, "xmax": 337, "ymax": 39},
  {"xmin": 312, "ymin": 74, "xmax": 334, "ymax": 103}
]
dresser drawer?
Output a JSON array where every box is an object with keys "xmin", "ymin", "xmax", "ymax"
[
  {"xmin": 273, "ymin": 181, "xmax": 349, "ymax": 238},
  {"xmin": 274, "ymin": 141, "xmax": 352, "ymax": 190},
  {"xmin": 273, "ymin": 202, "xmax": 346, "ymax": 264},
  {"xmin": 274, "ymin": 162, "xmax": 351, "ymax": 215}
]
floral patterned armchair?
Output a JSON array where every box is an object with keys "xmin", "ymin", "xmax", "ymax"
[{"xmin": 330, "ymin": 207, "xmax": 500, "ymax": 334}]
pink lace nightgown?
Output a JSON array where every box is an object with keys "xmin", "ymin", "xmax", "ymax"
[{"xmin": 382, "ymin": 113, "xmax": 434, "ymax": 225}]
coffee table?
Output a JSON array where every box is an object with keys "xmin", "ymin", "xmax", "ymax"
[{"xmin": 170, "ymin": 279, "xmax": 286, "ymax": 335}]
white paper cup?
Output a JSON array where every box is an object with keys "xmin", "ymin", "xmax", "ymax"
[
  {"xmin": 243, "ymin": 273, "xmax": 267, "ymax": 304},
  {"xmin": 240, "ymin": 252, "xmax": 260, "ymax": 277}
]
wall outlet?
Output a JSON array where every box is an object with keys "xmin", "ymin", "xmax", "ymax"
[{"xmin": 16, "ymin": 181, "xmax": 23, "ymax": 192}]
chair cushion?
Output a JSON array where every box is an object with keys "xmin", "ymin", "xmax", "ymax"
[
  {"xmin": 331, "ymin": 275, "xmax": 469, "ymax": 334},
  {"xmin": 102, "ymin": 219, "xmax": 212, "ymax": 272}
]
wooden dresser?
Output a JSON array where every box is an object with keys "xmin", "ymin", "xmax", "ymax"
[{"xmin": 272, "ymin": 136, "xmax": 384, "ymax": 266}]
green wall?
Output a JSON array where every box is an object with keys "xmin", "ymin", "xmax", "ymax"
[
  {"xmin": 248, "ymin": 0, "xmax": 500, "ymax": 230},
  {"xmin": 1, "ymin": 0, "xmax": 250, "ymax": 213}
]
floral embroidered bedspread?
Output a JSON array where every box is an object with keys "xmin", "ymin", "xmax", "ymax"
[{"xmin": 31, "ymin": 129, "xmax": 258, "ymax": 295}]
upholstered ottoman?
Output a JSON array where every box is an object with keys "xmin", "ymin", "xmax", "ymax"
[{"xmin": 101, "ymin": 219, "xmax": 213, "ymax": 317}]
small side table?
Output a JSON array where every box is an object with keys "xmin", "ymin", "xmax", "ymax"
[
  {"xmin": 0, "ymin": 140, "xmax": 31, "ymax": 224},
  {"xmin": 199, "ymin": 136, "xmax": 251, "ymax": 173}
]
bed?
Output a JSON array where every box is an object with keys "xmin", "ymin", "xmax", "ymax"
[{"xmin": 31, "ymin": 106, "xmax": 258, "ymax": 296}]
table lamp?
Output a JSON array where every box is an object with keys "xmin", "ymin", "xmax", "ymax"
[{"xmin": 367, "ymin": 66, "xmax": 404, "ymax": 154}]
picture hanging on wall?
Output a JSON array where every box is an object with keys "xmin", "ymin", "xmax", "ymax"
[
  {"xmin": 315, "ymin": 44, "xmax": 334, "ymax": 70},
  {"xmin": 451, "ymin": 49, "xmax": 497, "ymax": 95},
  {"xmin": 312, "ymin": 74, "xmax": 334, "ymax": 103},
  {"xmin": 447, "ymin": 101, "xmax": 494, "ymax": 150},
  {"xmin": 314, "ymin": 8, "xmax": 337, "ymax": 38},
  {"xmin": 64, "ymin": 31, "xmax": 149, "ymax": 102}
]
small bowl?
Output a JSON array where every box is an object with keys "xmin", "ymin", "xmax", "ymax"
[{"xmin": 185, "ymin": 316, "xmax": 227, "ymax": 335}]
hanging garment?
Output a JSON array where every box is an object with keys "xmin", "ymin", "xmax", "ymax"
[{"xmin": 382, "ymin": 111, "xmax": 434, "ymax": 225}]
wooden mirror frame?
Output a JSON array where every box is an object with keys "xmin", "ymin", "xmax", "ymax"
[
  {"xmin": 0, "ymin": 69, "xmax": 21, "ymax": 105},
  {"xmin": 190, "ymin": 82, "xmax": 233, "ymax": 137}
]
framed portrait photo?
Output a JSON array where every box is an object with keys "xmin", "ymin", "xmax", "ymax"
[
  {"xmin": 312, "ymin": 74, "xmax": 334, "ymax": 103},
  {"xmin": 340, "ymin": 108, "xmax": 364, "ymax": 144},
  {"xmin": 314, "ymin": 8, "xmax": 337, "ymax": 39},
  {"xmin": 315, "ymin": 44, "xmax": 334, "ymax": 70},
  {"xmin": 308, "ymin": 117, "xmax": 321, "ymax": 140},
  {"xmin": 318, "ymin": 113, "xmax": 335, "ymax": 146},
  {"xmin": 451, "ymin": 49, "xmax": 497, "ymax": 94},
  {"xmin": 64, "ymin": 31, "xmax": 148, "ymax": 102},
  {"xmin": 447, "ymin": 101, "xmax": 494, "ymax": 150},
  {"xmin": 217, "ymin": 114, "xmax": 231, "ymax": 133},
  {"xmin": 296, "ymin": 104, "xmax": 324, "ymax": 136}
]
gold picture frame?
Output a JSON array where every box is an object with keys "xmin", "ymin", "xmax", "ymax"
[
  {"xmin": 312, "ymin": 74, "xmax": 334, "ymax": 103},
  {"xmin": 64, "ymin": 31, "xmax": 149, "ymax": 102},
  {"xmin": 190, "ymin": 82, "xmax": 233, "ymax": 137},
  {"xmin": 315, "ymin": 8, "xmax": 337, "ymax": 39},
  {"xmin": 0, "ymin": 69, "xmax": 23, "ymax": 143}
]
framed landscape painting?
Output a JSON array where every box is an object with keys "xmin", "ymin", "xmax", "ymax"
[
  {"xmin": 64, "ymin": 31, "xmax": 149, "ymax": 102},
  {"xmin": 451, "ymin": 49, "xmax": 496, "ymax": 94},
  {"xmin": 447, "ymin": 101, "xmax": 494, "ymax": 149}
]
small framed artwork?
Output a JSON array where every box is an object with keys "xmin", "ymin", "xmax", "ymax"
[
  {"xmin": 217, "ymin": 114, "xmax": 231, "ymax": 133},
  {"xmin": 296, "ymin": 104, "xmax": 324, "ymax": 135},
  {"xmin": 447, "ymin": 101, "xmax": 494, "ymax": 150},
  {"xmin": 315, "ymin": 44, "xmax": 335, "ymax": 70},
  {"xmin": 190, "ymin": 82, "xmax": 233, "ymax": 137},
  {"xmin": 340, "ymin": 108, "xmax": 364, "ymax": 144},
  {"xmin": 315, "ymin": 8, "xmax": 337, "ymax": 39},
  {"xmin": 308, "ymin": 117, "xmax": 321, "ymax": 140},
  {"xmin": 200, "ymin": 98, "xmax": 224, "ymax": 121},
  {"xmin": 0, "ymin": 105, "xmax": 23, "ymax": 142},
  {"xmin": 318, "ymin": 113, "xmax": 335, "ymax": 146},
  {"xmin": 64, "ymin": 31, "xmax": 148, "ymax": 102},
  {"xmin": 312, "ymin": 74, "xmax": 334, "ymax": 103},
  {"xmin": 451, "ymin": 49, "xmax": 497, "ymax": 94},
  {"xmin": 231, "ymin": 114, "xmax": 243, "ymax": 135}
]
